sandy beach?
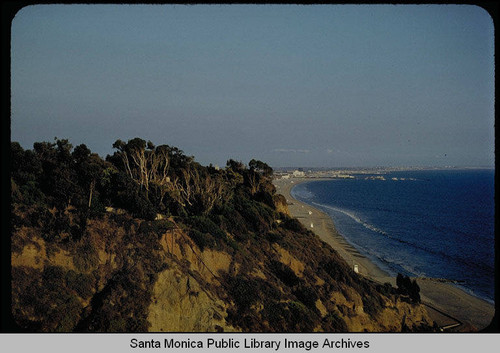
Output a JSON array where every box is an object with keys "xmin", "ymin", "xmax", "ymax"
[{"xmin": 274, "ymin": 177, "xmax": 495, "ymax": 331}]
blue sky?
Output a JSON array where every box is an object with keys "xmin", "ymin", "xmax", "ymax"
[{"xmin": 11, "ymin": 4, "xmax": 494, "ymax": 168}]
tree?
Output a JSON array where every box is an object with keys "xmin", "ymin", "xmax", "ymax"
[
  {"xmin": 32, "ymin": 139, "xmax": 79, "ymax": 209},
  {"xmin": 246, "ymin": 159, "xmax": 273, "ymax": 195},
  {"xmin": 11, "ymin": 142, "xmax": 44, "ymax": 205},
  {"xmin": 249, "ymin": 159, "xmax": 273, "ymax": 177},
  {"xmin": 171, "ymin": 164, "xmax": 230, "ymax": 215},
  {"xmin": 73, "ymin": 144, "xmax": 112, "ymax": 212},
  {"xmin": 111, "ymin": 138, "xmax": 203, "ymax": 215},
  {"xmin": 112, "ymin": 138, "xmax": 167, "ymax": 197},
  {"xmin": 226, "ymin": 159, "xmax": 245, "ymax": 174},
  {"xmin": 396, "ymin": 273, "xmax": 420, "ymax": 303}
]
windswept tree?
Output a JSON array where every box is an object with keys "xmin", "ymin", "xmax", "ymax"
[
  {"xmin": 246, "ymin": 159, "xmax": 273, "ymax": 195},
  {"xmin": 249, "ymin": 159, "xmax": 273, "ymax": 177},
  {"xmin": 175, "ymin": 165, "xmax": 231, "ymax": 214},
  {"xmin": 111, "ymin": 138, "xmax": 175, "ymax": 200},
  {"xmin": 112, "ymin": 138, "xmax": 153, "ymax": 192},
  {"xmin": 110, "ymin": 138, "xmax": 208, "ymax": 215}
]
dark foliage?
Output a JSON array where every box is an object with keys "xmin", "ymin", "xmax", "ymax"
[
  {"xmin": 281, "ymin": 217, "xmax": 306, "ymax": 233},
  {"xmin": 270, "ymin": 260, "xmax": 302, "ymax": 287},
  {"xmin": 293, "ymin": 284, "xmax": 320, "ymax": 311},
  {"xmin": 12, "ymin": 266, "xmax": 84, "ymax": 332},
  {"xmin": 396, "ymin": 273, "xmax": 421, "ymax": 303},
  {"xmin": 322, "ymin": 311, "xmax": 349, "ymax": 332},
  {"xmin": 188, "ymin": 229, "xmax": 214, "ymax": 251},
  {"xmin": 75, "ymin": 269, "xmax": 151, "ymax": 332}
]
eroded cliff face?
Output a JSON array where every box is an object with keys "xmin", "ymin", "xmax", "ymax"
[
  {"xmin": 273, "ymin": 194, "xmax": 290, "ymax": 216},
  {"xmin": 148, "ymin": 267, "xmax": 236, "ymax": 332},
  {"xmin": 327, "ymin": 285, "xmax": 430, "ymax": 332},
  {"xmin": 148, "ymin": 225, "xmax": 432, "ymax": 333},
  {"xmin": 147, "ymin": 229, "xmax": 237, "ymax": 332},
  {"xmin": 11, "ymin": 211, "xmax": 434, "ymax": 332}
]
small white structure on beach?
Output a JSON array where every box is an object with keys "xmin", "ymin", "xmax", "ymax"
[
  {"xmin": 353, "ymin": 264, "xmax": 359, "ymax": 274},
  {"xmin": 310, "ymin": 223, "xmax": 314, "ymax": 228},
  {"xmin": 308, "ymin": 210, "xmax": 312, "ymax": 215}
]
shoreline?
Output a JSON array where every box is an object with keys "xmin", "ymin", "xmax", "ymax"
[{"xmin": 274, "ymin": 177, "xmax": 495, "ymax": 331}]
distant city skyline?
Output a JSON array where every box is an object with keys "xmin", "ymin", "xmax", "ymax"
[{"xmin": 11, "ymin": 4, "xmax": 495, "ymax": 168}]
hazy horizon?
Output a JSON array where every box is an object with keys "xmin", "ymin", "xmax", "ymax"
[{"xmin": 11, "ymin": 4, "xmax": 495, "ymax": 169}]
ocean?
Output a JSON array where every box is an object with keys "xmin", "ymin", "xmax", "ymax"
[{"xmin": 291, "ymin": 169, "xmax": 495, "ymax": 303}]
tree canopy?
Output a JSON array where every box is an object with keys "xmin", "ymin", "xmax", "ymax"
[{"xmin": 11, "ymin": 137, "xmax": 275, "ymax": 234}]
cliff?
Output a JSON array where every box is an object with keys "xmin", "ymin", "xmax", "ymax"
[
  {"xmin": 10, "ymin": 138, "xmax": 436, "ymax": 332},
  {"xmin": 11, "ymin": 210, "xmax": 434, "ymax": 332}
]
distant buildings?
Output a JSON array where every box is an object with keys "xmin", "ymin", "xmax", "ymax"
[
  {"xmin": 273, "ymin": 167, "xmax": 423, "ymax": 182},
  {"xmin": 274, "ymin": 169, "xmax": 355, "ymax": 179},
  {"xmin": 364, "ymin": 175, "xmax": 386, "ymax": 181}
]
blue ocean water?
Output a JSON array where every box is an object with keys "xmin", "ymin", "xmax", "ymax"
[{"xmin": 291, "ymin": 169, "xmax": 495, "ymax": 303}]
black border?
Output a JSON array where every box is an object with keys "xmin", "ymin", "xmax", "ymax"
[{"xmin": 2, "ymin": 0, "xmax": 498, "ymax": 335}]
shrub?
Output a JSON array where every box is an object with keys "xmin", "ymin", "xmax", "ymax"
[
  {"xmin": 270, "ymin": 260, "xmax": 301, "ymax": 288},
  {"xmin": 189, "ymin": 216, "xmax": 219, "ymax": 237},
  {"xmin": 188, "ymin": 229, "xmax": 214, "ymax": 251},
  {"xmin": 262, "ymin": 302, "xmax": 291, "ymax": 330},
  {"xmin": 41, "ymin": 209, "xmax": 72, "ymax": 242},
  {"xmin": 12, "ymin": 266, "xmax": 84, "ymax": 332},
  {"xmin": 266, "ymin": 230, "xmax": 284, "ymax": 243},
  {"xmin": 112, "ymin": 173, "xmax": 157, "ymax": 220},
  {"xmin": 75, "ymin": 268, "xmax": 153, "ymax": 332},
  {"xmin": 362, "ymin": 294, "xmax": 383, "ymax": 317},
  {"xmin": 396, "ymin": 273, "xmax": 421, "ymax": 303},
  {"xmin": 281, "ymin": 218, "xmax": 305, "ymax": 233},
  {"xmin": 218, "ymin": 204, "xmax": 248, "ymax": 236},
  {"xmin": 187, "ymin": 216, "xmax": 227, "ymax": 241},
  {"xmin": 235, "ymin": 196, "xmax": 273, "ymax": 234},
  {"xmin": 377, "ymin": 282, "xmax": 395, "ymax": 297},
  {"xmin": 253, "ymin": 190, "xmax": 275, "ymax": 208},
  {"xmin": 73, "ymin": 241, "xmax": 100, "ymax": 272},
  {"xmin": 227, "ymin": 238, "xmax": 241, "ymax": 252},
  {"xmin": 322, "ymin": 259, "xmax": 353, "ymax": 286},
  {"xmin": 229, "ymin": 275, "xmax": 260, "ymax": 309},
  {"xmin": 65, "ymin": 270, "xmax": 94, "ymax": 299},
  {"xmin": 88, "ymin": 197, "xmax": 106, "ymax": 218},
  {"xmin": 293, "ymin": 284, "xmax": 319, "ymax": 310},
  {"xmin": 136, "ymin": 219, "xmax": 175, "ymax": 248},
  {"xmin": 42, "ymin": 265, "xmax": 66, "ymax": 291},
  {"xmin": 51, "ymin": 294, "xmax": 83, "ymax": 332},
  {"xmin": 322, "ymin": 311, "xmax": 348, "ymax": 332},
  {"xmin": 287, "ymin": 301, "xmax": 316, "ymax": 331}
]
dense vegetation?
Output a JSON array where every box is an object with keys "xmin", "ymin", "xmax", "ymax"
[
  {"xmin": 396, "ymin": 273, "xmax": 421, "ymax": 303},
  {"xmin": 11, "ymin": 138, "xmax": 433, "ymax": 332}
]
